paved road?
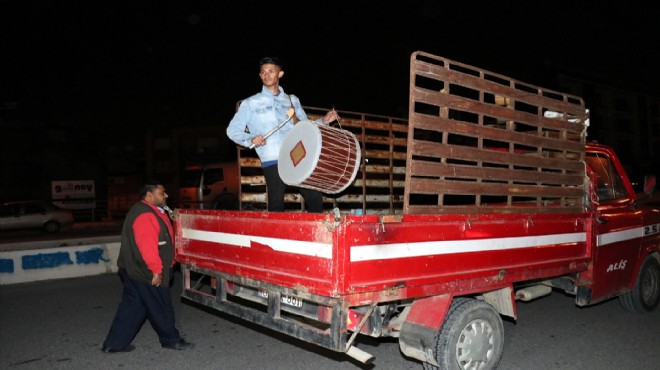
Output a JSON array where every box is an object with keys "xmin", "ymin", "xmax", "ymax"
[
  {"xmin": 1, "ymin": 270, "xmax": 659, "ymax": 370},
  {"xmin": 0, "ymin": 221, "xmax": 122, "ymax": 247}
]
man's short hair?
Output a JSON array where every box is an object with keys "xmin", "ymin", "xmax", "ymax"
[
  {"xmin": 259, "ymin": 56, "xmax": 283, "ymax": 70},
  {"xmin": 139, "ymin": 180, "xmax": 163, "ymax": 200}
]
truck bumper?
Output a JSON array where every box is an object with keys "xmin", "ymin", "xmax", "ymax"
[{"xmin": 181, "ymin": 265, "xmax": 351, "ymax": 355}]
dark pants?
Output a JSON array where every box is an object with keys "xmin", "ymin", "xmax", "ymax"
[
  {"xmin": 103, "ymin": 268, "xmax": 181, "ymax": 349},
  {"xmin": 263, "ymin": 164, "xmax": 323, "ymax": 213}
]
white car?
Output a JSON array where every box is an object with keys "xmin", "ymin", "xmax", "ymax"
[{"xmin": 0, "ymin": 201, "xmax": 75, "ymax": 233}]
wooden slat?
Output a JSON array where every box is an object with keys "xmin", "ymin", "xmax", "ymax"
[
  {"xmin": 412, "ymin": 113, "xmax": 585, "ymax": 153},
  {"xmin": 406, "ymin": 205, "xmax": 585, "ymax": 215},
  {"xmin": 408, "ymin": 178, "xmax": 585, "ymax": 198},
  {"xmin": 410, "ymin": 160, "xmax": 584, "ymax": 186},
  {"xmin": 410, "ymin": 141, "xmax": 585, "ymax": 172}
]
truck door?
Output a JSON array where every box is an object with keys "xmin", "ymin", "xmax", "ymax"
[
  {"xmin": 200, "ymin": 166, "xmax": 224, "ymax": 207},
  {"xmin": 179, "ymin": 165, "xmax": 204, "ymax": 209},
  {"xmin": 586, "ymin": 149, "xmax": 643, "ymax": 302}
]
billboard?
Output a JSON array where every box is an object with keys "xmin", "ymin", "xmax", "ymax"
[{"xmin": 51, "ymin": 180, "xmax": 96, "ymax": 209}]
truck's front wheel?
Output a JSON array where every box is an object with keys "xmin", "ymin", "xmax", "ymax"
[
  {"xmin": 423, "ymin": 298, "xmax": 503, "ymax": 370},
  {"xmin": 619, "ymin": 256, "xmax": 660, "ymax": 313}
]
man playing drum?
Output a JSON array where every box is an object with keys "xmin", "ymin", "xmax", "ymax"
[{"xmin": 226, "ymin": 56, "xmax": 339, "ymax": 213}]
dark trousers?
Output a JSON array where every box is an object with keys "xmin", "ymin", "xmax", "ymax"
[
  {"xmin": 103, "ymin": 268, "xmax": 181, "ymax": 349},
  {"xmin": 263, "ymin": 164, "xmax": 323, "ymax": 213}
]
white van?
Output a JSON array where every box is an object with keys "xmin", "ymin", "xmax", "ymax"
[{"xmin": 178, "ymin": 162, "xmax": 239, "ymax": 210}]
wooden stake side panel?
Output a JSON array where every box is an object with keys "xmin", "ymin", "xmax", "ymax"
[
  {"xmin": 405, "ymin": 51, "xmax": 590, "ymax": 214},
  {"xmin": 238, "ymin": 109, "xmax": 409, "ymax": 214}
]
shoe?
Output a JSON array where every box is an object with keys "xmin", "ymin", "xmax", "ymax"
[
  {"xmin": 101, "ymin": 344, "xmax": 135, "ymax": 353},
  {"xmin": 162, "ymin": 339, "xmax": 194, "ymax": 351}
]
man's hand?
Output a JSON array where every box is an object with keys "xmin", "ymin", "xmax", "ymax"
[
  {"xmin": 152, "ymin": 273, "xmax": 163, "ymax": 287},
  {"xmin": 322, "ymin": 109, "xmax": 340, "ymax": 124},
  {"xmin": 251, "ymin": 135, "xmax": 266, "ymax": 147}
]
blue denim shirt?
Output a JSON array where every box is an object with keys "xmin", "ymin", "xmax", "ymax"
[{"xmin": 226, "ymin": 86, "xmax": 320, "ymax": 165}]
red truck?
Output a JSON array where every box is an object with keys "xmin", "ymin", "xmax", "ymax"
[{"xmin": 174, "ymin": 51, "xmax": 660, "ymax": 369}]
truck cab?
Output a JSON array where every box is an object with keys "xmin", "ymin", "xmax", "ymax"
[
  {"xmin": 581, "ymin": 143, "xmax": 660, "ymax": 311},
  {"xmin": 178, "ymin": 162, "xmax": 239, "ymax": 210}
]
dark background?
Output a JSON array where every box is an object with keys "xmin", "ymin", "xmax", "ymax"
[{"xmin": 2, "ymin": 1, "xmax": 659, "ymax": 204}]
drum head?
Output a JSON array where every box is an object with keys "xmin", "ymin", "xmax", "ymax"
[{"xmin": 278, "ymin": 121, "xmax": 323, "ymax": 186}]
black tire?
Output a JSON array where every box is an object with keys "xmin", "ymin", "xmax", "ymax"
[
  {"xmin": 619, "ymin": 256, "xmax": 660, "ymax": 313},
  {"xmin": 43, "ymin": 221, "xmax": 60, "ymax": 233},
  {"xmin": 422, "ymin": 298, "xmax": 504, "ymax": 370}
]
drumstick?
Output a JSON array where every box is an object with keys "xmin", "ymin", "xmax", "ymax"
[
  {"xmin": 248, "ymin": 107, "xmax": 295, "ymax": 149},
  {"xmin": 332, "ymin": 107, "xmax": 343, "ymax": 129}
]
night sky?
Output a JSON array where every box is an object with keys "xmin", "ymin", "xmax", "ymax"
[
  {"xmin": 4, "ymin": 2, "xmax": 658, "ymax": 130},
  {"xmin": 2, "ymin": 0, "xmax": 659, "ymax": 203}
]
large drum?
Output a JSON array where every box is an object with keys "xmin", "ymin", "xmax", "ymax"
[{"xmin": 278, "ymin": 120, "xmax": 361, "ymax": 194}]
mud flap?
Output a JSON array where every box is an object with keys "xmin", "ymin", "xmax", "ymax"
[{"xmin": 399, "ymin": 294, "xmax": 452, "ymax": 366}]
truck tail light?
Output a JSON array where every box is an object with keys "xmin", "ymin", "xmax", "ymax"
[{"xmin": 346, "ymin": 308, "xmax": 365, "ymax": 332}]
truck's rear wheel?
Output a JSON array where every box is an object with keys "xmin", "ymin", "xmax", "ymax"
[
  {"xmin": 422, "ymin": 298, "xmax": 503, "ymax": 370},
  {"xmin": 619, "ymin": 256, "xmax": 660, "ymax": 313}
]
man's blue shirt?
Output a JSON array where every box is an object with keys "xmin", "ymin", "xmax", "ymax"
[{"xmin": 227, "ymin": 86, "xmax": 320, "ymax": 165}]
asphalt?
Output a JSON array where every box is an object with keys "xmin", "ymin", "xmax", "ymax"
[{"xmin": 0, "ymin": 221, "xmax": 123, "ymax": 251}]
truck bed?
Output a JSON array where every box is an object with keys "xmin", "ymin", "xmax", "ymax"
[{"xmin": 176, "ymin": 209, "xmax": 592, "ymax": 304}]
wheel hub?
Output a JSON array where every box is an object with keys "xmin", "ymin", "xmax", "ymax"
[{"xmin": 456, "ymin": 319, "xmax": 494, "ymax": 369}]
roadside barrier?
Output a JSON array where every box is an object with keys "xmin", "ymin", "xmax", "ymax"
[{"xmin": 0, "ymin": 237, "xmax": 121, "ymax": 285}]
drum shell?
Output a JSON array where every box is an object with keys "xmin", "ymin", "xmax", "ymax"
[{"xmin": 278, "ymin": 121, "xmax": 361, "ymax": 194}]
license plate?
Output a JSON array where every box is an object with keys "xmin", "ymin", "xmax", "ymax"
[{"xmin": 257, "ymin": 289, "xmax": 303, "ymax": 308}]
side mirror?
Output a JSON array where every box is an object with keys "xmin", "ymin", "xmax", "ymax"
[{"xmin": 643, "ymin": 175, "xmax": 656, "ymax": 196}]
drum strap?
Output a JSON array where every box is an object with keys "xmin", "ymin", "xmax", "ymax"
[{"xmin": 288, "ymin": 95, "xmax": 300, "ymax": 124}]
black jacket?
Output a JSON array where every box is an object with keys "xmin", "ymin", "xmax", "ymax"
[{"xmin": 117, "ymin": 201, "xmax": 174, "ymax": 284}]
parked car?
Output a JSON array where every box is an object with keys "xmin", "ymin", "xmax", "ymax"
[{"xmin": 0, "ymin": 201, "xmax": 75, "ymax": 233}]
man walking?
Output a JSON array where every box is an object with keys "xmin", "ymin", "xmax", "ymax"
[{"xmin": 102, "ymin": 181, "xmax": 192, "ymax": 352}]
